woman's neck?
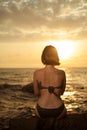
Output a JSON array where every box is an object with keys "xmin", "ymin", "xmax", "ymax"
[{"xmin": 45, "ymin": 65, "xmax": 55, "ymax": 69}]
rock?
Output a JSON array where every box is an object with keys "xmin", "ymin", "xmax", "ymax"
[
  {"xmin": 22, "ymin": 82, "xmax": 34, "ymax": 93},
  {"xmin": 0, "ymin": 84, "xmax": 21, "ymax": 90},
  {"xmin": 9, "ymin": 113, "xmax": 87, "ymax": 130}
]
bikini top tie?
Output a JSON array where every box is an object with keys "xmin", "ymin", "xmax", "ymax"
[
  {"xmin": 48, "ymin": 86, "xmax": 55, "ymax": 93},
  {"xmin": 38, "ymin": 81, "xmax": 62, "ymax": 98}
]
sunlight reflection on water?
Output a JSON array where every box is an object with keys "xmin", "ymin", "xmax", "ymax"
[{"xmin": 62, "ymin": 89, "xmax": 87, "ymax": 113}]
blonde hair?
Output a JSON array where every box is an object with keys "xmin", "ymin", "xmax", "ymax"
[{"xmin": 41, "ymin": 45, "xmax": 60, "ymax": 65}]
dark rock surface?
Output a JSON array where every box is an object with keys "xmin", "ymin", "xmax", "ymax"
[
  {"xmin": 8, "ymin": 113, "xmax": 87, "ymax": 130},
  {"xmin": 22, "ymin": 82, "xmax": 34, "ymax": 93}
]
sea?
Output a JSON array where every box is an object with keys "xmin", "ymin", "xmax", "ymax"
[{"xmin": 0, "ymin": 67, "xmax": 87, "ymax": 129}]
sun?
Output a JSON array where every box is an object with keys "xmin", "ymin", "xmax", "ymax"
[{"xmin": 50, "ymin": 40, "xmax": 75, "ymax": 60}]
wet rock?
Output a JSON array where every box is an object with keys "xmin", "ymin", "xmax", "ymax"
[
  {"xmin": 22, "ymin": 83, "xmax": 34, "ymax": 93},
  {"xmin": 0, "ymin": 84, "xmax": 21, "ymax": 90}
]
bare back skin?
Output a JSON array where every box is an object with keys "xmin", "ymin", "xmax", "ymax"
[{"xmin": 33, "ymin": 65, "xmax": 66, "ymax": 117}]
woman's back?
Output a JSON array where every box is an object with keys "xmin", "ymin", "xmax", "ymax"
[{"xmin": 34, "ymin": 65, "xmax": 66, "ymax": 108}]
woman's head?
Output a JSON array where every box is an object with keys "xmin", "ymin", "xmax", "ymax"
[{"xmin": 41, "ymin": 45, "xmax": 60, "ymax": 65}]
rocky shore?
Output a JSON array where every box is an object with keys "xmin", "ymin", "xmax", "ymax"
[{"xmin": 2, "ymin": 112, "xmax": 87, "ymax": 130}]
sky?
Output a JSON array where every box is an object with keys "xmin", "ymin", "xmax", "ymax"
[{"xmin": 0, "ymin": 0, "xmax": 87, "ymax": 68}]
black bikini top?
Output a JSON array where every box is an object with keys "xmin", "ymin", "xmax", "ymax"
[{"xmin": 38, "ymin": 81, "xmax": 62, "ymax": 98}]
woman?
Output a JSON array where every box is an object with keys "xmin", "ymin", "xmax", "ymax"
[{"xmin": 33, "ymin": 45, "xmax": 67, "ymax": 118}]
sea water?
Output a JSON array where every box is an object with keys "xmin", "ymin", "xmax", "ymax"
[{"xmin": 0, "ymin": 67, "xmax": 87, "ymax": 120}]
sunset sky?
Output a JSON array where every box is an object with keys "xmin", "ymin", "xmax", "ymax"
[{"xmin": 0, "ymin": 0, "xmax": 87, "ymax": 68}]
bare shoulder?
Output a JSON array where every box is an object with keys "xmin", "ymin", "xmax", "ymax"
[
  {"xmin": 59, "ymin": 69, "xmax": 65, "ymax": 74},
  {"xmin": 34, "ymin": 68, "xmax": 43, "ymax": 76},
  {"xmin": 55, "ymin": 68, "xmax": 66, "ymax": 76}
]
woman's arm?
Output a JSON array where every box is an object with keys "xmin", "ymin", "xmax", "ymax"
[
  {"xmin": 33, "ymin": 71, "xmax": 40, "ymax": 96},
  {"xmin": 60, "ymin": 71, "xmax": 66, "ymax": 95}
]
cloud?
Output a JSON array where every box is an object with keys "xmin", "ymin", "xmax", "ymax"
[{"xmin": 0, "ymin": 0, "xmax": 87, "ymax": 43}]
